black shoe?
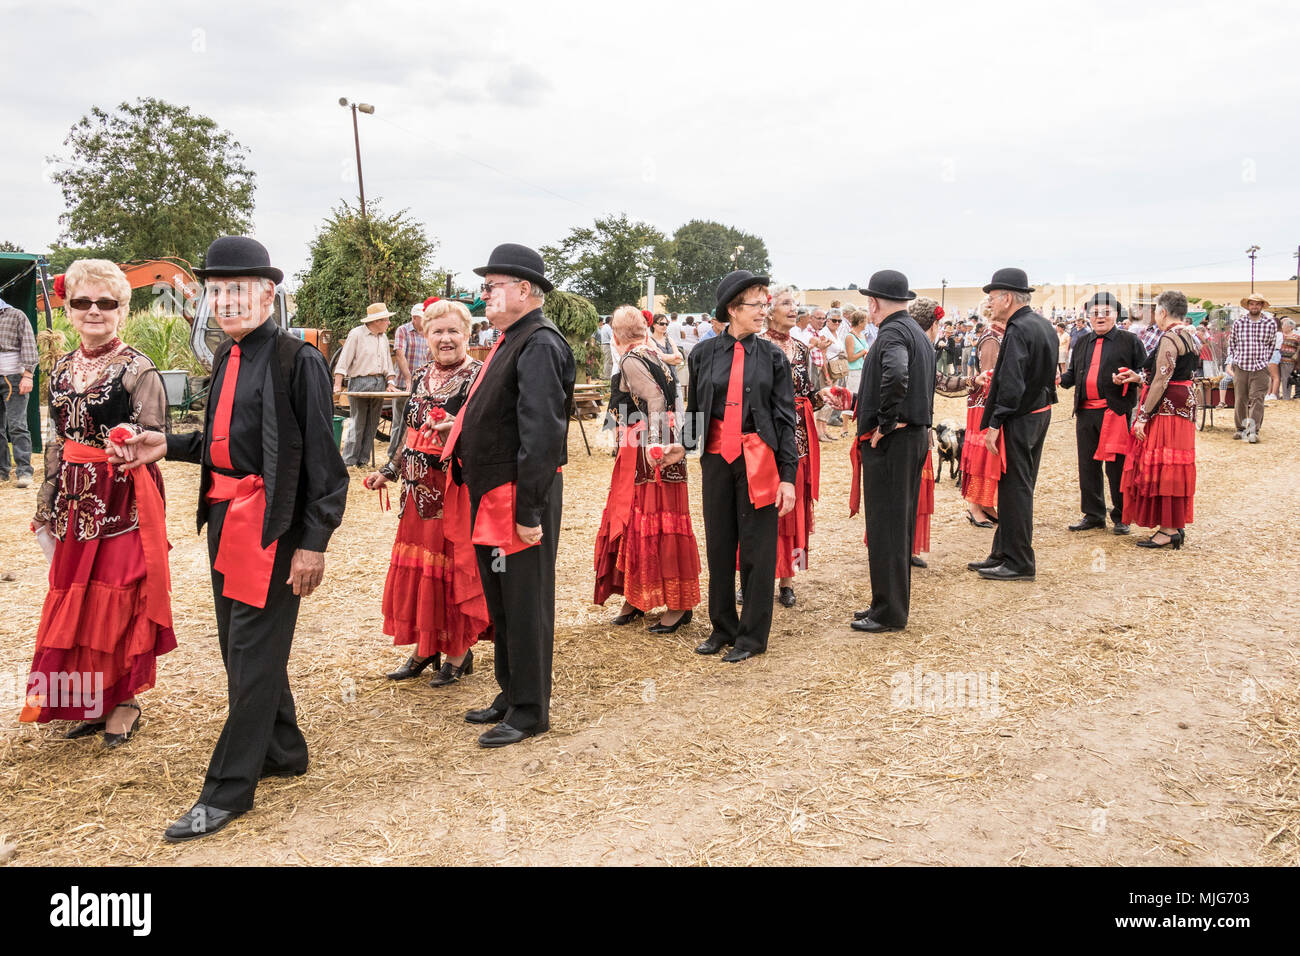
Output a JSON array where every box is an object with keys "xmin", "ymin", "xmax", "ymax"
[
  {"xmin": 967, "ymin": 556, "xmax": 1001, "ymax": 571},
  {"xmin": 851, "ymin": 618, "xmax": 902, "ymax": 633},
  {"xmin": 977, "ymin": 564, "xmax": 1035, "ymax": 581},
  {"xmin": 648, "ymin": 609, "xmax": 693, "ymax": 634},
  {"xmin": 1068, "ymin": 517, "xmax": 1106, "ymax": 532},
  {"xmin": 465, "ymin": 705, "xmax": 508, "ymax": 724},
  {"xmin": 429, "ymin": 649, "xmax": 473, "ymax": 687},
  {"xmin": 387, "ymin": 653, "xmax": 440, "ymax": 680},
  {"xmin": 695, "ymin": 634, "xmax": 731, "ymax": 655},
  {"xmin": 965, "ymin": 510, "xmax": 995, "ymax": 529},
  {"xmin": 910, "ymin": 555, "xmax": 927, "ymax": 568},
  {"xmin": 102, "ymin": 703, "xmax": 141, "ymax": 750},
  {"xmin": 735, "ymin": 588, "xmax": 744, "ymax": 605},
  {"xmin": 853, "ymin": 608, "xmax": 873, "ymax": 620},
  {"xmin": 1136, "ymin": 530, "xmax": 1184, "ymax": 550},
  {"xmin": 163, "ymin": 803, "xmax": 245, "ymax": 843},
  {"xmin": 611, "ymin": 608, "xmax": 645, "ymax": 626},
  {"xmin": 478, "ymin": 721, "xmax": 548, "ymax": 748},
  {"xmin": 721, "ymin": 647, "xmax": 757, "ymax": 662},
  {"xmin": 66, "ymin": 720, "xmax": 106, "ymax": 739},
  {"xmin": 778, "ymin": 587, "xmax": 796, "ymax": 607},
  {"xmin": 1112, "ymin": 523, "xmax": 1131, "ymax": 536}
]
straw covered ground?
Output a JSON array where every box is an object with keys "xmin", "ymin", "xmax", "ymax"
[{"xmin": 1, "ymin": 394, "xmax": 1297, "ymax": 866}]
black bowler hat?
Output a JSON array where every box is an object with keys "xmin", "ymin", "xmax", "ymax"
[
  {"xmin": 473, "ymin": 243, "xmax": 553, "ymax": 294},
  {"xmin": 983, "ymin": 267, "xmax": 1035, "ymax": 294},
  {"xmin": 1083, "ymin": 291, "xmax": 1126, "ymax": 319},
  {"xmin": 194, "ymin": 236, "xmax": 283, "ymax": 284},
  {"xmin": 714, "ymin": 270, "xmax": 770, "ymax": 316},
  {"xmin": 859, "ymin": 269, "xmax": 916, "ymax": 302}
]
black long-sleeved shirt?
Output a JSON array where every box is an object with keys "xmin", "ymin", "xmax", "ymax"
[
  {"xmin": 854, "ymin": 311, "xmax": 936, "ymax": 435},
  {"xmin": 981, "ymin": 306, "xmax": 1060, "ymax": 430},
  {"xmin": 1058, "ymin": 327, "xmax": 1147, "ymax": 417},
  {"xmin": 167, "ymin": 316, "xmax": 347, "ymax": 552}
]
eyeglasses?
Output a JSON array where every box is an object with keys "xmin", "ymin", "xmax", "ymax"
[
  {"xmin": 68, "ymin": 297, "xmax": 120, "ymax": 312},
  {"xmin": 829, "ymin": 318, "xmax": 842, "ymax": 324},
  {"xmin": 480, "ymin": 280, "xmax": 523, "ymax": 295},
  {"xmin": 737, "ymin": 301, "xmax": 769, "ymax": 311}
]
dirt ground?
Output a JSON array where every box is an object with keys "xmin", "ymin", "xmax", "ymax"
[{"xmin": 1, "ymin": 394, "xmax": 1297, "ymax": 866}]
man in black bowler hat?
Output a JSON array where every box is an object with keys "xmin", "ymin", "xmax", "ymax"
[
  {"xmin": 684, "ymin": 270, "xmax": 797, "ymax": 662},
  {"xmin": 1058, "ymin": 292, "xmax": 1146, "ymax": 535},
  {"xmin": 968, "ymin": 268, "xmax": 1058, "ymax": 582},
  {"xmin": 440, "ymin": 243, "xmax": 574, "ymax": 747},
  {"xmin": 114, "ymin": 236, "xmax": 349, "ymax": 841},
  {"xmin": 846, "ymin": 270, "xmax": 934, "ymax": 633}
]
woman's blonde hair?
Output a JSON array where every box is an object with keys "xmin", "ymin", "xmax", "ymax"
[
  {"xmin": 610, "ymin": 305, "xmax": 646, "ymax": 343},
  {"xmin": 64, "ymin": 259, "xmax": 131, "ymax": 313},
  {"xmin": 423, "ymin": 299, "xmax": 472, "ymax": 335}
]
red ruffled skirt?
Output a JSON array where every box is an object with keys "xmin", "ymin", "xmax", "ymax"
[
  {"xmin": 22, "ymin": 530, "xmax": 177, "ymax": 723},
  {"xmin": 1121, "ymin": 408, "xmax": 1196, "ymax": 531},
  {"xmin": 914, "ymin": 451, "xmax": 934, "ymax": 555},
  {"xmin": 961, "ymin": 400, "xmax": 1000, "ymax": 509},
  {"xmin": 594, "ymin": 479, "xmax": 701, "ymax": 612},
  {"xmin": 776, "ymin": 455, "xmax": 815, "ymax": 577},
  {"xmin": 382, "ymin": 481, "xmax": 493, "ymax": 658}
]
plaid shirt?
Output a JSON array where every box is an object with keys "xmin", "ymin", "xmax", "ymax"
[
  {"xmin": 1138, "ymin": 322, "xmax": 1162, "ymax": 356},
  {"xmin": 393, "ymin": 321, "xmax": 430, "ymax": 386},
  {"xmin": 1227, "ymin": 312, "xmax": 1278, "ymax": 372},
  {"xmin": 0, "ymin": 307, "xmax": 39, "ymax": 373}
]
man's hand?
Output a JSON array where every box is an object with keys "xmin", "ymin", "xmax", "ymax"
[
  {"xmin": 984, "ymin": 426, "xmax": 1000, "ymax": 456},
  {"xmin": 516, "ymin": 523, "xmax": 543, "ymax": 546},
  {"xmin": 19, "ymin": 374, "xmax": 33, "ymax": 395},
  {"xmin": 287, "ymin": 548, "xmax": 325, "ymax": 597},
  {"xmin": 869, "ymin": 423, "xmax": 896, "ymax": 448},
  {"xmin": 776, "ymin": 481, "xmax": 797, "ymax": 517},
  {"xmin": 111, "ymin": 429, "xmax": 167, "ymax": 470},
  {"xmin": 385, "ymin": 381, "xmax": 399, "ymax": 392},
  {"xmin": 333, "ymin": 375, "xmax": 345, "ymax": 394}
]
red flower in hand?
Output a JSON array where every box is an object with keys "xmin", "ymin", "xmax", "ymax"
[
  {"xmin": 108, "ymin": 426, "xmax": 134, "ymax": 444},
  {"xmin": 649, "ymin": 445, "xmax": 664, "ymax": 461},
  {"xmin": 429, "ymin": 407, "xmax": 447, "ymax": 423}
]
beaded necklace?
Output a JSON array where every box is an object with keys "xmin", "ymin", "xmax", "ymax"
[{"xmin": 71, "ymin": 337, "xmax": 124, "ymax": 392}]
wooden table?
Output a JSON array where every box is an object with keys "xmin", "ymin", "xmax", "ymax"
[
  {"xmin": 572, "ymin": 383, "xmax": 608, "ymax": 456},
  {"xmin": 343, "ymin": 391, "xmax": 411, "ymax": 464},
  {"xmin": 1196, "ymin": 380, "xmax": 1234, "ymax": 431}
]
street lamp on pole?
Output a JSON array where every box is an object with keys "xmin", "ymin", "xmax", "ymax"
[
  {"xmin": 730, "ymin": 245, "xmax": 745, "ymax": 270},
  {"xmin": 941, "ymin": 278, "xmax": 947, "ymax": 308},
  {"xmin": 339, "ymin": 98, "xmax": 375, "ymax": 218},
  {"xmin": 1246, "ymin": 244, "xmax": 1261, "ymax": 294}
]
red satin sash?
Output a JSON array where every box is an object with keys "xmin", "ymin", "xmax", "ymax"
[
  {"xmin": 62, "ymin": 439, "xmax": 172, "ymax": 628},
  {"xmin": 470, "ymin": 482, "xmax": 536, "ymax": 555},
  {"xmin": 595, "ymin": 421, "xmax": 644, "ymax": 557},
  {"xmin": 795, "ymin": 396, "xmax": 820, "ymax": 501},
  {"xmin": 206, "ymin": 471, "xmax": 277, "ymax": 609},
  {"xmin": 849, "ymin": 434, "xmax": 866, "ymax": 517},
  {"xmin": 706, "ymin": 420, "xmax": 780, "ymax": 509},
  {"xmin": 1095, "ymin": 410, "xmax": 1131, "ymax": 462}
]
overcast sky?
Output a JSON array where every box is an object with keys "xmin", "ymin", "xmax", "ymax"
[{"xmin": 4, "ymin": 0, "xmax": 1298, "ymax": 295}]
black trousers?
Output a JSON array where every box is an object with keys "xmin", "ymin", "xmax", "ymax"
[
  {"xmin": 861, "ymin": 425, "xmax": 927, "ymax": 628},
  {"xmin": 988, "ymin": 410, "xmax": 1051, "ymax": 574},
  {"xmin": 472, "ymin": 474, "xmax": 562, "ymax": 731},
  {"xmin": 700, "ymin": 452, "xmax": 778, "ymax": 654},
  {"xmin": 1075, "ymin": 408, "xmax": 1125, "ymax": 523},
  {"xmin": 200, "ymin": 501, "xmax": 308, "ymax": 812}
]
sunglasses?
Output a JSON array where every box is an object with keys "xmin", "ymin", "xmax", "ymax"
[
  {"xmin": 654, "ymin": 321, "xmax": 668, "ymax": 326},
  {"xmin": 829, "ymin": 318, "xmax": 842, "ymax": 323},
  {"xmin": 68, "ymin": 297, "xmax": 120, "ymax": 312}
]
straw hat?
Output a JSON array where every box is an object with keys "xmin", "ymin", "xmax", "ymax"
[
  {"xmin": 1240, "ymin": 293, "xmax": 1271, "ymax": 308},
  {"xmin": 363, "ymin": 302, "xmax": 395, "ymax": 323}
]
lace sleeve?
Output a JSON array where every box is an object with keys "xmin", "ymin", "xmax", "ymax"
[
  {"xmin": 1139, "ymin": 334, "xmax": 1180, "ymax": 421},
  {"xmin": 621, "ymin": 355, "xmax": 669, "ymax": 447},
  {"xmin": 123, "ymin": 360, "xmax": 168, "ymax": 433}
]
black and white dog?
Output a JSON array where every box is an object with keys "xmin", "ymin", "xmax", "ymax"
[{"xmin": 935, "ymin": 419, "xmax": 964, "ymax": 482}]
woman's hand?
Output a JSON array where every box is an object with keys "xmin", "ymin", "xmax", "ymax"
[
  {"xmin": 1132, "ymin": 420, "xmax": 1147, "ymax": 442},
  {"xmin": 660, "ymin": 443, "xmax": 686, "ymax": 466},
  {"xmin": 30, "ymin": 518, "xmax": 47, "ymax": 535},
  {"xmin": 363, "ymin": 472, "xmax": 388, "ymax": 490},
  {"xmin": 110, "ymin": 429, "xmax": 167, "ymax": 470}
]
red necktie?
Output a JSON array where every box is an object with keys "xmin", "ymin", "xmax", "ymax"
[
  {"xmin": 720, "ymin": 341, "xmax": 744, "ymax": 463},
  {"xmin": 210, "ymin": 344, "xmax": 240, "ymax": 470},
  {"xmin": 440, "ymin": 335, "xmax": 503, "ymax": 463},
  {"xmin": 1084, "ymin": 336, "xmax": 1105, "ymax": 401}
]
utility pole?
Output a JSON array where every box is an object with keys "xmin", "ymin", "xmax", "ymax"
[
  {"xmin": 1246, "ymin": 244, "xmax": 1260, "ymax": 293},
  {"xmin": 340, "ymin": 98, "xmax": 376, "ymax": 299},
  {"xmin": 941, "ymin": 278, "xmax": 947, "ymax": 309}
]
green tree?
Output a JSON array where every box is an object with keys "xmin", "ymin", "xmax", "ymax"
[
  {"xmin": 539, "ymin": 213, "xmax": 674, "ymax": 314},
  {"xmin": 665, "ymin": 220, "xmax": 772, "ymax": 313},
  {"xmin": 49, "ymin": 98, "xmax": 256, "ymax": 265},
  {"xmin": 0, "ymin": 240, "xmax": 21, "ymax": 253},
  {"xmin": 294, "ymin": 201, "xmax": 443, "ymax": 343}
]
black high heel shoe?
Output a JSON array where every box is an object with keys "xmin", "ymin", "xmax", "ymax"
[
  {"xmin": 611, "ymin": 608, "xmax": 644, "ymax": 626},
  {"xmin": 1136, "ymin": 529, "xmax": 1184, "ymax": 550},
  {"xmin": 66, "ymin": 720, "xmax": 106, "ymax": 739},
  {"xmin": 103, "ymin": 702, "xmax": 141, "ymax": 750},
  {"xmin": 966, "ymin": 510, "xmax": 995, "ymax": 529},
  {"xmin": 388, "ymin": 654, "xmax": 440, "ymax": 680},
  {"xmin": 648, "ymin": 609, "xmax": 693, "ymax": 634},
  {"xmin": 429, "ymin": 649, "xmax": 474, "ymax": 687}
]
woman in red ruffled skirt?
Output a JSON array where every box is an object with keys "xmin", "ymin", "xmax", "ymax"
[
  {"xmin": 594, "ymin": 306, "xmax": 700, "ymax": 633},
  {"xmin": 1118, "ymin": 293, "xmax": 1199, "ymax": 549},
  {"xmin": 960, "ymin": 303, "xmax": 1005, "ymax": 528},
  {"xmin": 368, "ymin": 300, "xmax": 492, "ymax": 685},
  {"xmin": 23, "ymin": 259, "xmax": 175, "ymax": 748}
]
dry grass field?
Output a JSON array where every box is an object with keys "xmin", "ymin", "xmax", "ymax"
[{"xmin": 1, "ymin": 394, "xmax": 1297, "ymax": 866}]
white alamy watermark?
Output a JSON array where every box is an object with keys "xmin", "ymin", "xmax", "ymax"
[
  {"xmin": 0, "ymin": 668, "xmax": 104, "ymax": 720},
  {"xmin": 890, "ymin": 665, "xmax": 1001, "ymax": 717},
  {"xmin": 49, "ymin": 886, "xmax": 151, "ymax": 936}
]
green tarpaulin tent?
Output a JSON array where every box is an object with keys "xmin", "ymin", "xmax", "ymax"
[{"xmin": 0, "ymin": 252, "xmax": 45, "ymax": 454}]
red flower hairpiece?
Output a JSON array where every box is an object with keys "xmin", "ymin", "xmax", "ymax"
[
  {"xmin": 423, "ymin": 296, "xmax": 440, "ymax": 308},
  {"xmin": 934, "ymin": 305, "xmax": 945, "ymax": 321},
  {"xmin": 641, "ymin": 309, "xmax": 654, "ymax": 327},
  {"xmin": 53, "ymin": 274, "xmax": 66, "ymax": 299}
]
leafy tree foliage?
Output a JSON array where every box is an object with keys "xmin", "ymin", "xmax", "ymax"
[
  {"xmin": 665, "ymin": 220, "xmax": 772, "ymax": 313},
  {"xmin": 540, "ymin": 214, "xmax": 674, "ymax": 314}
]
